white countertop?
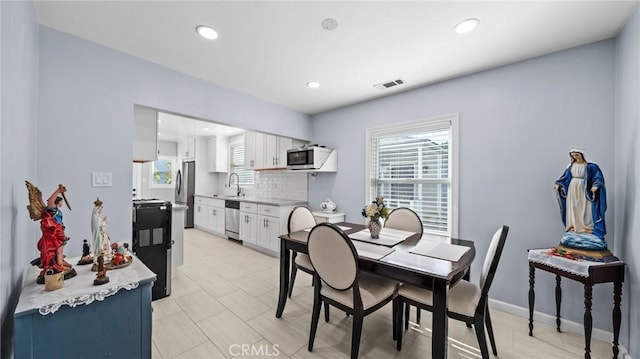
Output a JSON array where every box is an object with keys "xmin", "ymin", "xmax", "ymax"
[
  {"xmin": 171, "ymin": 202, "xmax": 188, "ymax": 210},
  {"xmin": 195, "ymin": 194, "xmax": 306, "ymax": 207}
]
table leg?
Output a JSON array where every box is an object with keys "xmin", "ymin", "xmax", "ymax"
[
  {"xmin": 432, "ymin": 279, "xmax": 448, "ymax": 359},
  {"xmin": 528, "ymin": 263, "xmax": 535, "ymax": 336},
  {"xmin": 613, "ymin": 280, "xmax": 622, "ymax": 359},
  {"xmin": 584, "ymin": 284, "xmax": 593, "ymax": 359},
  {"xmin": 555, "ymin": 275, "xmax": 562, "ymax": 332},
  {"xmin": 275, "ymin": 238, "xmax": 290, "ymax": 318}
]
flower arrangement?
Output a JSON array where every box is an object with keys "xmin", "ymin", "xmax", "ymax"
[{"xmin": 361, "ymin": 196, "xmax": 390, "ymax": 223}]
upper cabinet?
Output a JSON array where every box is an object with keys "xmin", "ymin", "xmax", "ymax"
[
  {"xmin": 178, "ymin": 136, "xmax": 196, "ymax": 162},
  {"xmin": 207, "ymin": 136, "xmax": 228, "ymax": 173},
  {"xmin": 133, "ymin": 105, "xmax": 158, "ymax": 162},
  {"xmin": 244, "ymin": 131, "xmax": 306, "ymax": 170}
]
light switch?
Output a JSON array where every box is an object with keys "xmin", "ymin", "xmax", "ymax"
[{"xmin": 92, "ymin": 172, "xmax": 113, "ymax": 187}]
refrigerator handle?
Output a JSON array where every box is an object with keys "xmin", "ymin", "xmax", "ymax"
[{"xmin": 176, "ymin": 169, "xmax": 182, "ymax": 196}]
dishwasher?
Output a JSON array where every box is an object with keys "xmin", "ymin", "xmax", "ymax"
[{"xmin": 225, "ymin": 200, "xmax": 240, "ymax": 240}]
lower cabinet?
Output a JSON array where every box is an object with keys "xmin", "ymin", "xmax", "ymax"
[
  {"xmin": 240, "ymin": 202, "xmax": 295, "ymax": 256},
  {"xmin": 194, "ymin": 196, "xmax": 225, "ymax": 236}
]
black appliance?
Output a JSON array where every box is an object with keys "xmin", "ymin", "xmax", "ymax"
[
  {"xmin": 132, "ymin": 199, "xmax": 172, "ymax": 300},
  {"xmin": 175, "ymin": 161, "xmax": 195, "ymax": 228}
]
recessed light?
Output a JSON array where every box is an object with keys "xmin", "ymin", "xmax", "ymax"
[
  {"xmin": 196, "ymin": 25, "xmax": 218, "ymax": 40},
  {"xmin": 307, "ymin": 81, "xmax": 320, "ymax": 88},
  {"xmin": 203, "ymin": 127, "xmax": 210, "ymax": 131},
  {"xmin": 454, "ymin": 18, "xmax": 479, "ymax": 34}
]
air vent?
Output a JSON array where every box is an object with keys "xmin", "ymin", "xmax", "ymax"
[{"xmin": 373, "ymin": 78, "xmax": 405, "ymax": 90}]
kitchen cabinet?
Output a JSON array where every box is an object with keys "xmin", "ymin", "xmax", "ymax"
[
  {"xmin": 245, "ymin": 131, "xmax": 306, "ymax": 170},
  {"xmin": 240, "ymin": 202, "xmax": 258, "ymax": 245},
  {"xmin": 133, "ymin": 105, "xmax": 158, "ymax": 162},
  {"xmin": 257, "ymin": 207, "xmax": 281, "ymax": 252},
  {"xmin": 194, "ymin": 197, "xmax": 225, "ymax": 236},
  {"xmin": 179, "ymin": 136, "xmax": 196, "ymax": 162},
  {"xmin": 207, "ymin": 136, "xmax": 228, "ymax": 173}
]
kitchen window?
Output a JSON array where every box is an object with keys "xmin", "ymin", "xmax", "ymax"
[
  {"xmin": 229, "ymin": 143, "xmax": 254, "ymax": 185},
  {"xmin": 366, "ymin": 114, "xmax": 458, "ymax": 237},
  {"xmin": 149, "ymin": 156, "xmax": 176, "ymax": 188}
]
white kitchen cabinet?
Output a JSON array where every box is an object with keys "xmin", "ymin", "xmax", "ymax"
[
  {"xmin": 240, "ymin": 202, "xmax": 258, "ymax": 245},
  {"xmin": 207, "ymin": 136, "xmax": 228, "ymax": 173},
  {"xmin": 244, "ymin": 131, "xmax": 265, "ymax": 170},
  {"xmin": 264, "ymin": 135, "xmax": 292, "ymax": 169},
  {"xmin": 133, "ymin": 105, "xmax": 158, "ymax": 162},
  {"xmin": 179, "ymin": 136, "xmax": 196, "ymax": 162},
  {"xmin": 257, "ymin": 213, "xmax": 281, "ymax": 252},
  {"xmin": 194, "ymin": 197, "xmax": 225, "ymax": 236},
  {"xmin": 245, "ymin": 131, "xmax": 302, "ymax": 170}
]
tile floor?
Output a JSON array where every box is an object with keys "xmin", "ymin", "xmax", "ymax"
[{"xmin": 151, "ymin": 229, "xmax": 614, "ymax": 358}]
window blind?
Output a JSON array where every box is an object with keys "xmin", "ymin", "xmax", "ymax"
[
  {"xmin": 369, "ymin": 120, "xmax": 453, "ymax": 235},
  {"xmin": 230, "ymin": 143, "xmax": 254, "ymax": 185}
]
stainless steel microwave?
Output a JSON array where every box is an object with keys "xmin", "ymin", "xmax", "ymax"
[{"xmin": 287, "ymin": 146, "xmax": 333, "ymax": 170}]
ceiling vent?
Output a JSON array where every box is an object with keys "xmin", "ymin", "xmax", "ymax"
[{"xmin": 373, "ymin": 78, "xmax": 405, "ymax": 90}]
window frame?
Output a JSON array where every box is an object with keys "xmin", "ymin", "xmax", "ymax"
[
  {"xmin": 149, "ymin": 155, "xmax": 177, "ymax": 189},
  {"xmin": 365, "ymin": 113, "xmax": 459, "ymax": 237},
  {"xmin": 228, "ymin": 142, "xmax": 255, "ymax": 186}
]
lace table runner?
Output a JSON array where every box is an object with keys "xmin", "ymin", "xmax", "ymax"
[
  {"xmin": 16, "ymin": 256, "xmax": 156, "ymax": 316},
  {"xmin": 527, "ymin": 248, "xmax": 622, "ymax": 277}
]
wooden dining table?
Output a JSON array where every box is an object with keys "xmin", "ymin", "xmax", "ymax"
[{"xmin": 276, "ymin": 222, "xmax": 476, "ymax": 359}]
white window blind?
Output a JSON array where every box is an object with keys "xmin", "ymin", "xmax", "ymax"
[
  {"xmin": 230, "ymin": 143, "xmax": 254, "ymax": 185},
  {"xmin": 367, "ymin": 115, "xmax": 457, "ymax": 236}
]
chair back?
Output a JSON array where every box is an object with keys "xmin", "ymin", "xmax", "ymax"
[
  {"xmin": 307, "ymin": 223, "xmax": 358, "ymax": 291},
  {"xmin": 288, "ymin": 206, "xmax": 316, "ymax": 233},
  {"xmin": 479, "ymin": 225, "xmax": 509, "ymax": 295},
  {"xmin": 384, "ymin": 207, "xmax": 423, "ymax": 235}
]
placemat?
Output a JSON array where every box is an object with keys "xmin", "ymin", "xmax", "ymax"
[
  {"xmin": 352, "ymin": 241, "xmax": 395, "ymax": 260},
  {"xmin": 349, "ymin": 229, "xmax": 408, "ymax": 247},
  {"xmin": 304, "ymin": 225, "xmax": 352, "ymax": 232},
  {"xmin": 410, "ymin": 241, "xmax": 470, "ymax": 262}
]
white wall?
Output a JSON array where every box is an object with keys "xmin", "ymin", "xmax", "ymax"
[
  {"xmin": 310, "ymin": 40, "xmax": 618, "ymax": 333},
  {"xmin": 614, "ymin": 6, "xmax": 639, "ymax": 357},
  {"xmin": 38, "ymin": 27, "xmax": 312, "ymax": 260},
  {"xmin": 0, "ymin": 2, "xmax": 39, "ymax": 356}
]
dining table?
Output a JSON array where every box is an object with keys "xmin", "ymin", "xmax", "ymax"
[{"xmin": 276, "ymin": 222, "xmax": 476, "ymax": 359}]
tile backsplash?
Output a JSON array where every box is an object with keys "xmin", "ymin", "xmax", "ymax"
[{"xmin": 218, "ymin": 171, "xmax": 308, "ymax": 201}]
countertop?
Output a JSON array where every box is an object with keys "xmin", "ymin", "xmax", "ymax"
[
  {"xmin": 171, "ymin": 202, "xmax": 188, "ymax": 210},
  {"xmin": 195, "ymin": 194, "xmax": 306, "ymax": 207}
]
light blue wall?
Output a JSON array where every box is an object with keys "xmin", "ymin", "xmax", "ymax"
[
  {"xmin": 38, "ymin": 27, "xmax": 311, "ymax": 259},
  {"xmin": 0, "ymin": 1, "xmax": 39, "ymax": 356},
  {"xmin": 615, "ymin": 6, "xmax": 639, "ymax": 358},
  {"xmin": 310, "ymin": 41, "xmax": 619, "ymax": 333}
]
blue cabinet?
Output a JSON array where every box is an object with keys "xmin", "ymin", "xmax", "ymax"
[{"xmin": 14, "ymin": 258, "xmax": 155, "ymax": 358}]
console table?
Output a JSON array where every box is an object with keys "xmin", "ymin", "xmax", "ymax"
[
  {"xmin": 527, "ymin": 249, "xmax": 625, "ymax": 359},
  {"xmin": 14, "ymin": 256, "xmax": 156, "ymax": 358}
]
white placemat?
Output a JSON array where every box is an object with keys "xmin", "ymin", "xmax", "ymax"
[
  {"xmin": 410, "ymin": 241, "xmax": 470, "ymax": 262},
  {"xmin": 303, "ymin": 225, "xmax": 352, "ymax": 232},
  {"xmin": 352, "ymin": 241, "xmax": 395, "ymax": 260},
  {"xmin": 349, "ymin": 229, "xmax": 408, "ymax": 247},
  {"xmin": 527, "ymin": 248, "xmax": 621, "ymax": 277}
]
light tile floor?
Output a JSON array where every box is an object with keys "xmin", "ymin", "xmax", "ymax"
[{"xmin": 152, "ymin": 229, "xmax": 614, "ymax": 358}]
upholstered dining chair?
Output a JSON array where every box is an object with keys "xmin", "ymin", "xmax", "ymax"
[
  {"xmin": 287, "ymin": 206, "xmax": 317, "ymax": 297},
  {"xmin": 307, "ymin": 223, "xmax": 400, "ymax": 359},
  {"xmin": 395, "ymin": 225, "xmax": 510, "ymax": 359},
  {"xmin": 384, "ymin": 207, "xmax": 424, "ymax": 325}
]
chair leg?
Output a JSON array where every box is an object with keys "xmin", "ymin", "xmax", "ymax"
[
  {"xmin": 416, "ymin": 308, "xmax": 421, "ymax": 324},
  {"xmin": 324, "ymin": 302, "xmax": 330, "ymax": 322},
  {"xmin": 485, "ymin": 307, "xmax": 498, "ymax": 355},
  {"xmin": 404, "ymin": 303, "xmax": 410, "ymax": 330},
  {"xmin": 474, "ymin": 315, "xmax": 490, "ymax": 359},
  {"xmin": 392, "ymin": 298, "xmax": 398, "ymax": 341},
  {"xmin": 466, "ymin": 322, "xmax": 472, "ymax": 328},
  {"xmin": 308, "ymin": 297, "xmax": 322, "ymax": 351},
  {"xmin": 288, "ymin": 264, "xmax": 298, "ymax": 298},
  {"xmin": 351, "ymin": 312, "xmax": 364, "ymax": 359}
]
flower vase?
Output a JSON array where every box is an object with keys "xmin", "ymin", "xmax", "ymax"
[{"xmin": 369, "ymin": 220, "xmax": 381, "ymax": 239}]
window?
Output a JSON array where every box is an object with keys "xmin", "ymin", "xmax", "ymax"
[
  {"xmin": 366, "ymin": 114, "xmax": 458, "ymax": 237},
  {"xmin": 229, "ymin": 143, "xmax": 255, "ymax": 185},
  {"xmin": 150, "ymin": 156, "xmax": 176, "ymax": 188}
]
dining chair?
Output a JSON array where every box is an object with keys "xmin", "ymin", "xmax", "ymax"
[
  {"xmin": 287, "ymin": 206, "xmax": 317, "ymax": 297},
  {"xmin": 395, "ymin": 225, "xmax": 509, "ymax": 359},
  {"xmin": 307, "ymin": 223, "xmax": 400, "ymax": 359},
  {"xmin": 384, "ymin": 207, "xmax": 425, "ymax": 326}
]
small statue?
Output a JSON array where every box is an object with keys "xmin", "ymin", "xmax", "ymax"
[
  {"xmin": 111, "ymin": 242, "xmax": 127, "ymax": 266},
  {"xmin": 25, "ymin": 181, "xmax": 77, "ymax": 284},
  {"xmin": 93, "ymin": 254, "xmax": 109, "ymax": 285},
  {"xmin": 77, "ymin": 239, "xmax": 93, "ymax": 265},
  {"xmin": 91, "ymin": 198, "xmax": 112, "ymax": 263},
  {"xmin": 122, "ymin": 243, "xmax": 133, "ymax": 262}
]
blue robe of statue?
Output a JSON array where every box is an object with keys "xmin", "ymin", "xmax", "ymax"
[{"xmin": 555, "ymin": 162, "xmax": 607, "ymax": 249}]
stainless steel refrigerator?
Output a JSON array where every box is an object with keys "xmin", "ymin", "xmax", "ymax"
[{"xmin": 175, "ymin": 161, "xmax": 195, "ymax": 228}]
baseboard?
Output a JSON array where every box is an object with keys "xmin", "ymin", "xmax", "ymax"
[{"xmin": 489, "ymin": 298, "xmax": 631, "ymax": 358}]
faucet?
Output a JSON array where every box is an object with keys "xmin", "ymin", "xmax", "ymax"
[{"xmin": 228, "ymin": 172, "xmax": 241, "ymax": 196}]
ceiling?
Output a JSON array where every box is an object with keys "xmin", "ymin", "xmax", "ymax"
[
  {"xmin": 35, "ymin": 1, "xmax": 638, "ymax": 115},
  {"xmin": 157, "ymin": 112, "xmax": 245, "ymax": 142}
]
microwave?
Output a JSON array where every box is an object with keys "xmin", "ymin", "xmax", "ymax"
[{"xmin": 287, "ymin": 146, "xmax": 333, "ymax": 170}]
